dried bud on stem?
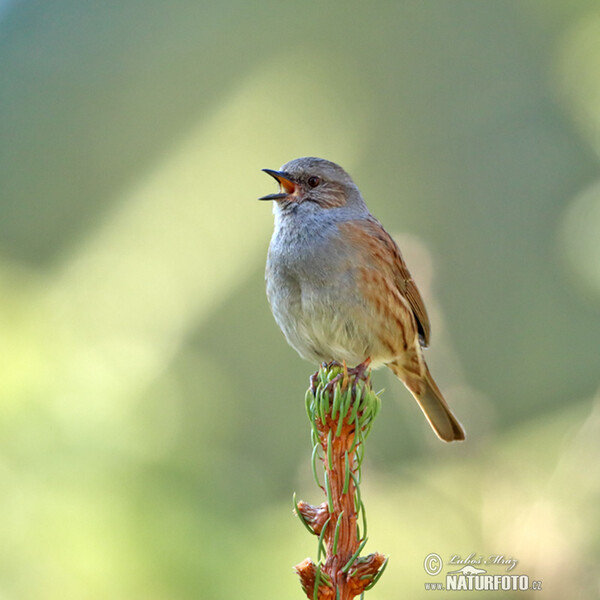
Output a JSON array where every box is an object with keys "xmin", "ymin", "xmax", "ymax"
[{"xmin": 293, "ymin": 361, "xmax": 388, "ymax": 600}]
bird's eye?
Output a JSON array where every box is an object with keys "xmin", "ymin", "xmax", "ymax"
[{"xmin": 307, "ymin": 176, "xmax": 321, "ymax": 188}]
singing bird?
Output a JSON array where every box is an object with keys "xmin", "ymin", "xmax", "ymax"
[{"xmin": 260, "ymin": 157, "xmax": 465, "ymax": 442}]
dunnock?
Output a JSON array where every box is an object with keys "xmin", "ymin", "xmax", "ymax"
[{"xmin": 260, "ymin": 157, "xmax": 465, "ymax": 442}]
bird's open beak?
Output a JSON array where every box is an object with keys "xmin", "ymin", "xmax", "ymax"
[{"xmin": 259, "ymin": 169, "xmax": 297, "ymax": 201}]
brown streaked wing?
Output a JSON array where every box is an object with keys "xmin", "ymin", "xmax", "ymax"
[{"xmin": 339, "ymin": 218, "xmax": 431, "ymax": 347}]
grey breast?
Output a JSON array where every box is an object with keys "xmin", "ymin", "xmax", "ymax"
[{"xmin": 266, "ymin": 202, "xmax": 372, "ymax": 364}]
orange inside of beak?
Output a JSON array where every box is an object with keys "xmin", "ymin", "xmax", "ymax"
[{"xmin": 276, "ymin": 175, "xmax": 297, "ymax": 195}]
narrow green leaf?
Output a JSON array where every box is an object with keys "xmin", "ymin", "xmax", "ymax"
[
  {"xmin": 313, "ymin": 563, "xmax": 322, "ymax": 600},
  {"xmin": 343, "ymin": 451, "xmax": 351, "ymax": 494},
  {"xmin": 335, "ymin": 411, "xmax": 345, "ymax": 437},
  {"xmin": 309, "ymin": 397, "xmax": 319, "ymax": 434},
  {"xmin": 341, "ymin": 537, "xmax": 368, "ymax": 573},
  {"xmin": 356, "ymin": 441, "xmax": 365, "ymax": 471},
  {"xmin": 317, "ymin": 516, "xmax": 331, "ymax": 562},
  {"xmin": 292, "ymin": 492, "xmax": 316, "ymax": 535},
  {"xmin": 311, "ymin": 444, "xmax": 321, "ymax": 489},
  {"xmin": 342, "ymin": 385, "xmax": 353, "ymax": 418},
  {"xmin": 360, "ymin": 499, "xmax": 368, "ymax": 541},
  {"xmin": 320, "ymin": 571, "xmax": 333, "ymax": 588},
  {"xmin": 331, "ymin": 383, "xmax": 342, "ymax": 420},
  {"xmin": 351, "ymin": 471, "xmax": 362, "ymax": 509},
  {"xmin": 332, "ymin": 511, "xmax": 344, "ymax": 555},
  {"xmin": 364, "ymin": 556, "xmax": 389, "ymax": 590},
  {"xmin": 324, "ymin": 471, "xmax": 333, "ymax": 513},
  {"xmin": 305, "ymin": 389, "xmax": 313, "ymax": 418},
  {"xmin": 319, "ymin": 385, "xmax": 330, "ymax": 424},
  {"xmin": 323, "ymin": 389, "xmax": 330, "ymax": 418},
  {"xmin": 319, "ymin": 368, "xmax": 328, "ymax": 386},
  {"xmin": 354, "ymin": 414, "xmax": 361, "ymax": 450},
  {"xmin": 349, "ymin": 384, "xmax": 362, "ymax": 424}
]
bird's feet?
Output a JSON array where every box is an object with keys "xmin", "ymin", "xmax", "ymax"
[
  {"xmin": 310, "ymin": 358, "xmax": 372, "ymax": 393},
  {"xmin": 349, "ymin": 357, "xmax": 372, "ymax": 380}
]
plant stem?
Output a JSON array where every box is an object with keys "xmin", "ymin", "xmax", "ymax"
[{"xmin": 294, "ymin": 361, "xmax": 387, "ymax": 600}]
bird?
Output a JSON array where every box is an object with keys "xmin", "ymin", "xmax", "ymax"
[{"xmin": 260, "ymin": 157, "xmax": 465, "ymax": 442}]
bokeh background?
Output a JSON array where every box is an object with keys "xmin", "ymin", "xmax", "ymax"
[{"xmin": 1, "ymin": 1, "xmax": 600, "ymax": 598}]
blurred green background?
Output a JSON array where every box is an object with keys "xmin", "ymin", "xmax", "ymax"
[{"xmin": 1, "ymin": 1, "xmax": 600, "ymax": 598}]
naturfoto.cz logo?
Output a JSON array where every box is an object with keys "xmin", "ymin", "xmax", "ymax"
[{"xmin": 423, "ymin": 552, "xmax": 543, "ymax": 592}]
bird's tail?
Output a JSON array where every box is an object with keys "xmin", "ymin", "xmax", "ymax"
[{"xmin": 390, "ymin": 362, "xmax": 466, "ymax": 442}]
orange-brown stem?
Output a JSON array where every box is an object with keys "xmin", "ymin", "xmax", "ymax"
[
  {"xmin": 295, "ymin": 361, "xmax": 385, "ymax": 600},
  {"xmin": 320, "ymin": 416, "xmax": 360, "ymax": 598}
]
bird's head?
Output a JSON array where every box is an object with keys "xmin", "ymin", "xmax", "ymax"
[{"xmin": 259, "ymin": 157, "xmax": 360, "ymax": 211}]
